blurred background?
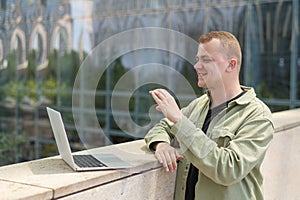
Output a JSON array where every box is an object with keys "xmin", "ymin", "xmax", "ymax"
[{"xmin": 0, "ymin": 0, "xmax": 299, "ymax": 166}]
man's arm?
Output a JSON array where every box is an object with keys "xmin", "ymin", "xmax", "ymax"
[
  {"xmin": 145, "ymin": 88, "xmax": 194, "ymax": 172},
  {"xmin": 144, "ymin": 117, "xmax": 182, "ymax": 172}
]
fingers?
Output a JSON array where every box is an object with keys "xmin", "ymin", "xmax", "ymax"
[
  {"xmin": 176, "ymin": 152, "xmax": 184, "ymax": 161},
  {"xmin": 150, "ymin": 90, "xmax": 161, "ymax": 103},
  {"xmin": 156, "ymin": 151, "xmax": 176, "ymax": 172},
  {"xmin": 150, "ymin": 90, "xmax": 166, "ymax": 112},
  {"xmin": 149, "ymin": 89, "xmax": 173, "ymax": 114},
  {"xmin": 149, "ymin": 89, "xmax": 166, "ymax": 105},
  {"xmin": 149, "ymin": 89, "xmax": 169, "ymax": 99},
  {"xmin": 155, "ymin": 143, "xmax": 184, "ymax": 173}
]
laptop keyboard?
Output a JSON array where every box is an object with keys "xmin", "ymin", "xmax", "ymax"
[{"xmin": 73, "ymin": 155, "xmax": 107, "ymax": 168}]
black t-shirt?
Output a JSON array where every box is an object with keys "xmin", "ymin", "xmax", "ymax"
[{"xmin": 185, "ymin": 91, "xmax": 246, "ymax": 200}]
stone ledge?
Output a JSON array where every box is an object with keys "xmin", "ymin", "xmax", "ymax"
[
  {"xmin": 272, "ymin": 108, "xmax": 300, "ymax": 132},
  {"xmin": 0, "ymin": 180, "xmax": 53, "ymax": 200},
  {"xmin": 0, "ymin": 140, "xmax": 164, "ymax": 199}
]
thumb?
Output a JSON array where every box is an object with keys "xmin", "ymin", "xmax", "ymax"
[{"xmin": 176, "ymin": 151, "xmax": 184, "ymax": 161}]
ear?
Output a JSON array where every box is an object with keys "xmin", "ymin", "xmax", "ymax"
[{"xmin": 226, "ymin": 59, "xmax": 237, "ymax": 72}]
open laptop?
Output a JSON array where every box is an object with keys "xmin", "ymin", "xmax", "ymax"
[{"xmin": 46, "ymin": 107, "xmax": 132, "ymax": 171}]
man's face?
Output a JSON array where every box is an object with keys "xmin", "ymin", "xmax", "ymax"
[{"xmin": 194, "ymin": 38, "xmax": 228, "ymax": 89}]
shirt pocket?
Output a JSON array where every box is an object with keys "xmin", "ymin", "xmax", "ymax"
[{"xmin": 211, "ymin": 129, "xmax": 235, "ymax": 148}]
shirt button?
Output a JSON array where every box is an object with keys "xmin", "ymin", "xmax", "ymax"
[{"xmin": 182, "ymin": 186, "xmax": 185, "ymax": 190}]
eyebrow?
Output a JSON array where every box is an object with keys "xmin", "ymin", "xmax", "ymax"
[{"xmin": 196, "ymin": 55, "xmax": 214, "ymax": 60}]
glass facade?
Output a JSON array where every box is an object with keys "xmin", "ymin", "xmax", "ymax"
[{"xmin": 0, "ymin": 0, "xmax": 299, "ymax": 165}]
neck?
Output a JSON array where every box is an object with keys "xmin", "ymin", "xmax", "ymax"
[{"xmin": 209, "ymin": 84, "xmax": 243, "ymax": 108}]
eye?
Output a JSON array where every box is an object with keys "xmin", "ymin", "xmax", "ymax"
[
  {"xmin": 203, "ymin": 58, "xmax": 213, "ymax": 63},
  {"xmin": 199, "ymin": 55, "xmax": 214, "ymax": 64},
  {"xmin": 194, "ymin": 56, "xmax": 199, "ymax": 63}
]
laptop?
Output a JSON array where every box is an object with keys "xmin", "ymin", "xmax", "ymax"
[{"xmin": 46, "ymin": 107, "xmax": 132, "ymax": 171}]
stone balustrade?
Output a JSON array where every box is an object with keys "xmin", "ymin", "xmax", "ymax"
[{"xmin": 1, "ymin": 108, "xmax": 300, "ymax": 199}]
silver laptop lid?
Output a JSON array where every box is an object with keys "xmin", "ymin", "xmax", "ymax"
[
  {"xmin": 46, "ymin": 107, "xmax": 76, "ymax": 169},
  {"xmin": 47, "ymin": 107, "xmax": 133, "ymax": 171}
]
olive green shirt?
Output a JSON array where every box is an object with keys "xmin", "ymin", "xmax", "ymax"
[{"xmin": 144, "ymin": 86, "xmax": 274, "ymax": 200}]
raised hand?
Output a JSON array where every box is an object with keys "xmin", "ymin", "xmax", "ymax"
[{"xmin": 149, "ymin": 89, "xmax": 184, "ymax": 123}]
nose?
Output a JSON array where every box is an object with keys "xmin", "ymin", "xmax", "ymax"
[{"xmin": 194, "ymin": 61, "xmax": 203, "ymax": 70}]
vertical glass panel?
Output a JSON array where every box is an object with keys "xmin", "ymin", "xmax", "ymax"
[
  {"xmin": 249, "ymin": 2, "xmax": 293, "ymax": 100},
  {"xmin": 168, "ymin": 0, "xmax": 181, "ymax": 7},
  {"xmin": 109, "ymin": 0, "xmax": 138, "ymax": 12},
  {"xmin": 93, "ymin": 0, "xmax": 107, "ymax": 13},
  {"xmin": 182, "ymin": 0, "xmax": 204, "ymax": 7},
  {"xmin": 109, "ymin": 15, "xmax": 138, "ymax": 35},
  {"xmin": 140, "ymin": 0, "xmax": 168, "ymax": 9},
  {"xmin": 139, "ymin": 12, "xmax": 168, "ymax": 28},
  {"xmin": 210, "ymin": 0, "xmax": 246, "ymax": 3},
  {"xmin": 208, "ymin": 5, "xmax": 246, "ymax": 34},
  {"xmin": 170, "ymin": 9, "xmax": 206, "ymax": 40},
  {"xmin": 297, "ymin": 8, "xmax": 300, "ymax": 100},
  {"xmin": 295, "ymin": 0, "xmax": 300, "ymax": 102}
]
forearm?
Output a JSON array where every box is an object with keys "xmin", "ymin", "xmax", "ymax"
[{"xmin": 144, "ymin": 118, "xmax": 175, "ymax": 150}]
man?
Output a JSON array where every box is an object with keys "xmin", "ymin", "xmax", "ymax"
[{"xmin": 144, "ymin": 31, "xmax": 274, "ymax": 200}]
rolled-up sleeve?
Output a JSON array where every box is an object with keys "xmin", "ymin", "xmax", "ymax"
[{"xmin": 144, "ymin": 118, "xmax": 174, "ymax": 150}]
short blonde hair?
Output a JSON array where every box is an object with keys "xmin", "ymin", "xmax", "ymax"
[{"xmin": 199, "ymin": 31, "xmax": 242, "ymax": 67}]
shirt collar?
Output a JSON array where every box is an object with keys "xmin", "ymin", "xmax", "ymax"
[
  {"xmin": 204, "ymin": 85, "xmax": 256, "ymax": 106},
  {"xmin": 229, "ymin": 85, "xmax": 256, "ymax": 106}
]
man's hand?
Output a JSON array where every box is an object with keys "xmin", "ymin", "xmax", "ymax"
[
  {"xmin": 149, "ymin": 89, "xmax": 184, "ymax": 123},
  {"xmin": 154, "ymin": 142, "xmax": 184, "ymax": 172}
]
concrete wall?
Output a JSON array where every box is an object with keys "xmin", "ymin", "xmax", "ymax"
[{"xmin": 261, "ymin": 109, "xmax": 300, "ymax": 200}]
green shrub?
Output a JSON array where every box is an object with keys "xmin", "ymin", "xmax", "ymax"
[{"xmin": 0, "ymin": 131, "xmax": 27, "ymax": 166}]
